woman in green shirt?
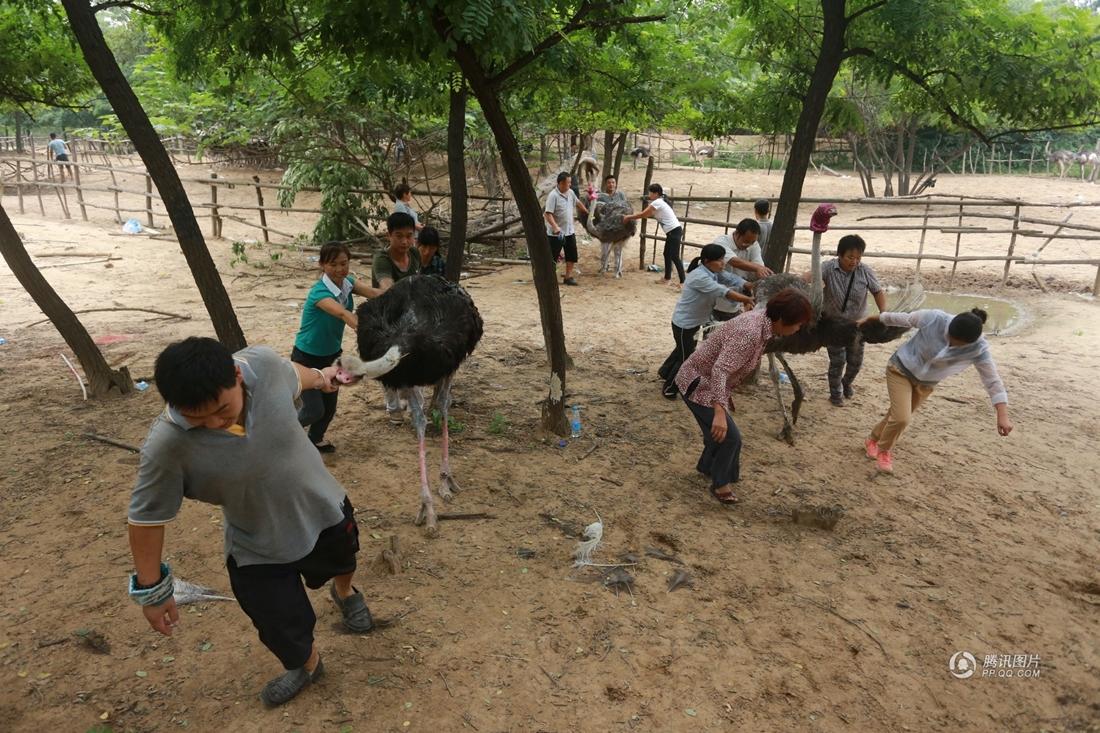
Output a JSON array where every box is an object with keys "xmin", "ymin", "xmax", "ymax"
[{"xmin": 292, "ymin": 242, "xmax": 379, "ymax": 452}]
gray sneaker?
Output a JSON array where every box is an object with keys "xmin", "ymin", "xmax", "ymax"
[
  {"xmin": 260, "ymin": 657, "xmax": 324, "ymax": 707},
  {"xmin": 330, "ymin": 583, "xmax": 374, "ymax": 633}
]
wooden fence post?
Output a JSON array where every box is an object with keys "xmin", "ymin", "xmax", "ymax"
[
  {"xmin": 209, "ymin": 172, "xmax": 221, "ymax": 238},
  {"xmin": 724, "ymin": 189, "xmax": 733, "ymax": 235},
  {"xmin": 30, "ymin": 160, "xmax": 46, "ymax": 215},
  {"xmin": 252, "ymin": 175, "xmax": 269, "ymax": 243},
  {"xmin": 72, "ymin": 151, "xmax": 88, "ymax": 221},
  {"xmin": 915, "ymin": 201, "xmax": 931, "ymax": 275},
  {"xmin": 639, "ymin": 155, "xmax": 654, "ymax": 269},
  {"xmin": 1094, "ymin": 264, "xmax": 1100, "ymax": 298},
  {"xmin": 15, "ymin": 159, "xmax": 24, "ymax": 214},
  {"xmin": 680, "ymin": 185, "xmax": 693, "ymax": 261},
  {"xmin": 145, "ymin": 173, "xmax": 154, "ymax": 228},
  {"xmin": 1002, "ymin": 203, "xmax": 1021, "ymax": 285},
  {"xmin": 948, "ymin": 198, "xmax": 964, "ymax": 289}
]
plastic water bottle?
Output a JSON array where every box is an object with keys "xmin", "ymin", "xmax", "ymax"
[{"xmin": 570, "ymin": 405, "xmax": 582, "ymax": 438}]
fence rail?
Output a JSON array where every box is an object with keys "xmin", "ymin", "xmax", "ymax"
[{"xmin": 636, "ymin": 193, "xmax": 1100, "ymax": 295}]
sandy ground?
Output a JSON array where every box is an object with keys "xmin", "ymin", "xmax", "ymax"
[{"xmin": 1, "ymin": 164, "xmax": 1099, "ymax": 732}]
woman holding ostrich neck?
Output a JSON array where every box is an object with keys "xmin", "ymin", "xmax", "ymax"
[{"xmin": 674, "ymin": 287, "xmax": 812, "ymax": 505}]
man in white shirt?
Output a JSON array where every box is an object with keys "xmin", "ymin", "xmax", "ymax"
[
  {"xmin": 711, "ymin": 219, "xmax": 774, "ymax": 320},
  {"xmin": 544, "ymin": 172, "xmax": 588, "ymax": 286}
]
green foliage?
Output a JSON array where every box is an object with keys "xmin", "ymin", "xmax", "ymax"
[
  {"xmin": 430, "ymin": 409, "xmax": 464, "ymax": 434},
  {"xmin": 488, "ymin": 411, "xmax": 508, "ymax": 435},
  {"xmin": 0, "ymin": 2, "xmax": 93, "ymax": 113}
]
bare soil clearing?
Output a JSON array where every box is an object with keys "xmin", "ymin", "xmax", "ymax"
[{"xmin": 1, "ymin": 166, "xmax": 1098, "ymax": 732}]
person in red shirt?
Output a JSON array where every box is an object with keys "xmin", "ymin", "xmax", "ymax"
[{"xmin": 674, "ymin": 287, "xmax": 812, "ymax": 504}]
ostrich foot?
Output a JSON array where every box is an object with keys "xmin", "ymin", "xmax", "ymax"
[
  {"xmin": 777, "ymin": 421, "xmax": 796, "ymax": 446},
  {"xmin": 439, "ymin": 472, "xmax": 463, "ymax": 502},
  {"xmin": 415, "ymin": 501, "xmax": 439, "ymax": 537}
]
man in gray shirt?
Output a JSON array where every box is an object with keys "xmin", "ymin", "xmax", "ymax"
[
  {"xmin": 544, "ymin": 172, "xmax": 588, "ymax": 286},
  {"xmin": 127, "ymin": 338, "xmax": 374, "ymax": 707}
]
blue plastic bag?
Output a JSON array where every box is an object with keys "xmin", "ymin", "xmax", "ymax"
[{"xmin": 122, "ymin": 218, "xmax": 143, "ymax": 234}]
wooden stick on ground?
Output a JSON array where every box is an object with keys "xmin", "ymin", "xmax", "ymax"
[
  {"xmin": 436, "ymin": 512, "xmax": 495, "ymax": 521},
  {"xmin": 24, "ymin": 307, "xmax": 191, "ymax": 328},
  {"xmin": 796, "ymin": 594, "xmax": 889, "ymax": 658},
  {"xmin": 381, "ymin": 535, "xmax": 402, "ymax": 574},
  {"xmin": 83, "ymin": 432, "xmax": 140, "ymax": 453}
]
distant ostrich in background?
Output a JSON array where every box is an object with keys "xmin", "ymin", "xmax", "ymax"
[
  {"xmin": 337, "ymin": 276, "xmax": 484, "ymax": 535},
  {"xmin": 691, "ymin": 141, "xmax": 717, "ymax": 172},
  {"xmin": 1076, "ymin": 150, "xmax": 1099, "ymax": 183},
  {"xmin": 629, "ymin": 145, "xmax": 650, "ymax": 169},
  {"xmin": 754, "ymin": 204, "xmax": 924, "ymax": 443},
  {"xmin": 1048, "ymin": 149, "xmax": 1075, "ymax": 178}
]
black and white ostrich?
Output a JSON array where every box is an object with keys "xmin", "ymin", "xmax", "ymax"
[
  {"xmin": 336, "ymin": 275, "xmax": 484, "ymax": 535},
  {"xmin": 753, "ymin": 203, "xmax": 923, "ymax": 443}
]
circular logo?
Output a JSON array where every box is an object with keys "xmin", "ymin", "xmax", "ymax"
[{"xmin": 949, "ymin": 651, "xmax": 977, "ymax": 679}]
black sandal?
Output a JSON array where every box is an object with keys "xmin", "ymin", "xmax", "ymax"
[{"xmin": 313, "ymin": 441, "xmax": 336, "ymax": 453}]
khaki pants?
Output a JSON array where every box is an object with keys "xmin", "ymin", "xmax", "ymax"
[{"xmin": 870, "ymin": 365, "xmax": 935, "ymax": 452}]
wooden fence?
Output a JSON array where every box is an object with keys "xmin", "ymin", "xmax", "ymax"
[
  {"xmin": 4, "ymin": 148, "xmax": 1099, "ymax": 294},
  {"xmin": 0, "ymin": 151, "xmax": 525, "ymax": 256},
  {"xmin": 637, "ymin": 192, "xmax": 1100, "ymax": 295}
]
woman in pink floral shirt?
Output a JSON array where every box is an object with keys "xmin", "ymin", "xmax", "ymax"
[{"xmin": 675, "ymin": 287, "xmax": 812, "ymax": 504}]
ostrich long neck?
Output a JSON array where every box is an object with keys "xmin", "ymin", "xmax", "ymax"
[{"xmin": 810, "ymin": 233, "xmax": 823, "ymax": 322}]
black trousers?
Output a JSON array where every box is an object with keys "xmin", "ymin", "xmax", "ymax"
[
  {"xmin": 826, "ymin": 335, "xmax": 865, "ymax": 397},
  {"xmin": 682, "ymin": 387, "xmax": 742, "ymax": 488},
  {"xmin": 291, "ymin": 346, "xmax": 340, "ymax": 444},
  {"xmin": 663, "ymin": 226, "xmax": 685, "ymax": 283},
  {"xmin": 659, "ymin": 323, "xmax": 700, "ymax": 393},
  {"xmin": 227, "ymin": 498, "xmax": 359, "ymax": 670}
]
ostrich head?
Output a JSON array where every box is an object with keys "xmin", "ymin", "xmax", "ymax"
[
  {"xmin": 334, "ymin": 345, "xmax": 404, "ymax": 384},
  {"xmin": 810, "ymin": 204, "xmax": 837, "ymax": 233}
]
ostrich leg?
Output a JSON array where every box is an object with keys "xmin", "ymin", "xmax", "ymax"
[
  {"xmin": 408, "ymin": 387, "xmax": 438, "ymax": 536},
  {"xmin": 767, "ymin": 353, "xmax": 796, "ymax": 446},
  {"xmin": 774, "ymin": 353, "xmax": 804, "ymax": 424},
  {"xmin": 613, "ymin": 240, "xmax": 625, "ymax": 278},
  {"xmin": 434, "ymin": 375, "xmax": 462, "ymax": 500}
]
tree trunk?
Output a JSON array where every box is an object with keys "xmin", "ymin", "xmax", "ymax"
[
  {"xmin": 764, "ymin": 0, "xmax": 848, "ymax": 272},
  {"xmin": 444, "ymin": 81, "xmax": 467, "ymax": 283},
  {"xmin": 61, "ymin": 0, "xmax": 246, "ymax": 351},
  {"xmin": 14, "ymin": 114, "xmax": 23, "ymax": 154},
  {"xmin": 0, "ymin": 204, "xmax": 133, "ymax": 396},
  {"xmin": 539, "ymin": 133, "xmax": 550, "ymax": 175},
  {"xmin": 442, "ymin": 28, "xmax": 570, "ymax": 435},
  {"xmin": 602, "ymin": 130, "xmax": 614, "ymax": 177},
  {"xmin": 612, "ymin": 132, "xmax": 627, "ymax": 181}
]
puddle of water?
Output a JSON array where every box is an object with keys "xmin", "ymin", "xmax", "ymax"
[{"xmin": 873, "ymin": 291, "xmax": 1022, "ymax": 334}]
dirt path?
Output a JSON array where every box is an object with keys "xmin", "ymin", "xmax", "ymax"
[{"xmin": 1, "ymin": 169, "xmax": 1099, "ymax": 732}]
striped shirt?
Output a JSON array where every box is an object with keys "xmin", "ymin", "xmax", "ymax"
[
  {"xmin": 882, "ymin": 310, "xmax": 1008, "ymax": 405},
  {"xmin": 676, "ymin": 308, "xmax": 773, "ymax": 407},
  {"xmin": 822, "ymin": 258, "xmax": 881, "ymax": 320}
]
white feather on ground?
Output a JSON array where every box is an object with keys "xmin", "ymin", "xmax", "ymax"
[{"xmin": 572, "ymin": 519, "xmax": 604, "ymax": 567}]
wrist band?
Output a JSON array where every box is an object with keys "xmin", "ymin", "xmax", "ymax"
[
  {"xmin": 128, "ymin": 562, "xmax": 174, "ymax": 606},
  {"xmin": 311, "ymin": 367, "xmax": 326, "ymax": 387}
]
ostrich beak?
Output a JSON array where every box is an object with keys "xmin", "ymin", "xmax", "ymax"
[{"xmin": 335, "ymin": 345, "xmax": 404, "ymax": 382}]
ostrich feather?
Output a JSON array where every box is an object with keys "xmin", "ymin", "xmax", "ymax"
[{"xmin": 572, "ymin": 518, "xmax": 604, "ymax": 567}]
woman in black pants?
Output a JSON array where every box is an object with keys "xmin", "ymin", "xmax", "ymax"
[
  {"xmin": 624, "ymin": 183, "xmax": 685, "ymax": 287},
  {"xmin": 291, "ymin": 242, "xmax": 376, "ymax": 452}
]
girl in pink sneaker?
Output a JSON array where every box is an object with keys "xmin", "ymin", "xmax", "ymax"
[{"xmin": 858, "ymin": 307, "xmax": 1013, "ymax": 472}]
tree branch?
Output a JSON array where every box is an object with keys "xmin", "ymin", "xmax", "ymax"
[
  {"xmin": 91, "ymin": 0, "xmax": 165, "ymax": 15},
  {"xmin": 845, "ymin": 0, "xmax": 891, "ymax": 26},
  {"xmin": 490, "ymin": 12, "xmax": 665, "ymax": 87},
  {"xmin": 844, "ymin": 47, "xmax": 992, "ymax": 144}
]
